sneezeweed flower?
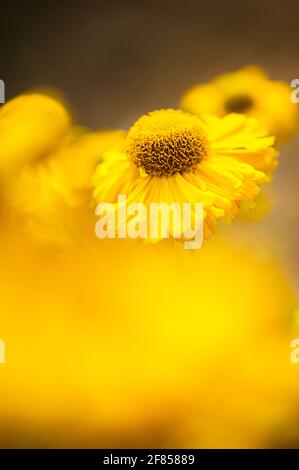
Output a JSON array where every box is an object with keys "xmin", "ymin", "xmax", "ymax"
[
  {"xmin": 9, "ymin": 127, "xmax": 125, "ymax": 245},
  {"xmin": 0, "ymin": 93, "xmax": 71, "ymax": 175},
  {"xmin": 0, "ymin": 234, "xmax": 297, "ymax": 448},
  {"xmin": 180, "ymin": 66, "xmax": 299, "ymax": 143},
  {"xmin": 51, "ymin": 128, "xmax": 126, "ymax": 206},
  {"xmin": 0, "ymin": 91, "xmax": 124, "ymax": 245},
  {"xmin": 93, "ymin": 108, "xmax": 277, "ymax": 242}
]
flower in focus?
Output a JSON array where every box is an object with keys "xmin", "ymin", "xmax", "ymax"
[
  {"xmin": 0, "ymin": 93, "xmax": 71, "ymax": 175},
  {"xmin": 93, "ymin": 108, "xmax": 277, "ymax": 241},
  {"xmin": 180, "ymin": 66, "xmax": 299, "ymax": 143}
]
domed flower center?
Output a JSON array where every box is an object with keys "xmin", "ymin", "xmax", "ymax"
[
  {"xmin": 225, "ymin": 94, "xmax": 254, "ymax": 114},
  {"xmin": 125, "ymin": 109, "xmax": 209, "ymax": 176}
]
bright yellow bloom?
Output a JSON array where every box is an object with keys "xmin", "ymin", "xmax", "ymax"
[
  {"xmin": 0, "ymin": 234, "xmax": 297, "ymax": 448},
  {"xmin": 44, "ymin": 127, "xmax": 126, "ymax": 207},
  {"xmin": 0, "ymin": 93, "xmax": 71, "ymax": 174},
  {"xmin": 9, "ymin": 128, "xmax": 126, "ymax": 245},
  {"xmin": 181, "ymin": 66, "xmax": 299, "ymax": 143},
  {"xmin": 8, "ymin": 128, "xmax": 124, "ymax": 243},
  {"xmin": 93, "ymin": 109, "xmax": 276, "ymax": 241}
]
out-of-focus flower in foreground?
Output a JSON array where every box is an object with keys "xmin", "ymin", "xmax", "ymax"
[
  {"xmin": 1, "ymin": 93, "xmax": 125, "ymax": 245},
  {"xmin": 0, "ymin": 234, "xmax": 297, "ymax": 448},
  {"xmin": 180, "ymin": 66, "xmax": 299, "ymax": 143},
  {"xmin": 0, "ymin": 94, "xmax": 71, "ymax": 175},
  {"xmin": 93, "ymin": 108, "xmax": 277, "ymax": 241}
]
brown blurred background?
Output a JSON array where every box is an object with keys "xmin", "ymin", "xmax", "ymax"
[{"xmin": 1, "ymin": 0, "xmax": 299, "ymax": 288}]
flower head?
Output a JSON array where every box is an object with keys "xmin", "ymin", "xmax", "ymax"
[
  {"xmin": 9, "ymin": 126, "xmax": 126, "ymax": 245},
  {"xmin": 126, "ymin": 109, "xmax": 209, "ymax": 176},
  {"xmin": 180, "ymin": 66, "xmax": 299, "ymax": 143},
  {"xmin": 0, "ymin": 93, "xmax": 71, "ymax": 175},
  {"xmin": 93, "ymin": 109, "xmax": 276, "ymax": 242}
]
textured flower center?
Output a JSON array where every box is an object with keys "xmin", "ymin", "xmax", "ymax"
[
  {"xmin": 125, "ymin": 109, "xmax": 209, "ymax": 176},
  {"xmin": 225, "ymin": 94, "xmax": 254, "ymax": 114}
]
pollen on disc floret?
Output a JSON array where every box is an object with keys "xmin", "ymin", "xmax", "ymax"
[{"xmin": 125, "ymin": 109, "xmax": 209, "ymax": 177}]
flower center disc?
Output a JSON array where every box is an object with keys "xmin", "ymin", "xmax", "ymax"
[
  {"xmin": 225, "ymin": 94, "xmax": 254, "ymax": 114},
  {"xmin": 125, "ymin": 109, "xmax": 209, "ymax": 176}
]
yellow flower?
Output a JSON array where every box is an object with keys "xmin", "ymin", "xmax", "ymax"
[
  {"xmin": 181, "ymin": 66, "xmax": 299, "ymax": 143},
  {"xmin": 0, "ymin": 233, "xmax": 296, "ymax": 448},
  {"xmin": 43, "ymin": 127, "xmax": 126, "ymax": 207},
  {"xmin": 93, "ymin": 109, "xmax": 276, "ymax": 241},
  {"xmin": 9, "ymin": 128, "xmax": 125, "ymax": 245},
  {"xmin": 0, "ymin": 93, "xmax": 71, "ymax": 175}
]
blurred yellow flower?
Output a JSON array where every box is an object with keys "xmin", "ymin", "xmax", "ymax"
[
  {"xmin": 0, "ymin": 234, "xmax": 297, "ymax": 448},
  {"xmin": 181, "ymin": 66, "xmax": 299, "ymax": 143},
  {"xmin": 9, "ymin": 127, "xmax": 125, "ymax": 245},
  {"xmin": 93, "ymin": 109, "xmax": 276, "ymax": 241},
  {"xmin": 37, "ymin": 127, "xmax": 126, "ymax": 208},
  {"xmin": 0, "ymin": 93, "xmax": 71, "ymax": 175}
]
